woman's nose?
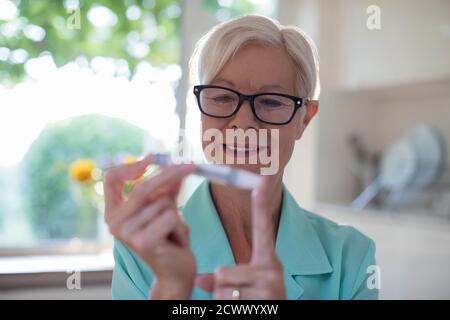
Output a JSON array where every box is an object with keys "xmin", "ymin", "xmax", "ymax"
[{"xmin": 228, "ymin": 100, "xmax": 259, "ymax": 129}]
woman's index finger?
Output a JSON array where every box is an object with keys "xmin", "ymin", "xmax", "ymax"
[{"xmin": 250, "ymin": 176, "xmax": 277, "ymax": 265}]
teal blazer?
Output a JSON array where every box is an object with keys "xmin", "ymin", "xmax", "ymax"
[{"xmin": 112, "ymin": 181, "xmax": 378, "ymax": 300}]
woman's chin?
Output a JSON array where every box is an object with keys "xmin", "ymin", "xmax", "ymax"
[{"xmin": 227, "ymin": 162, "xmax": 263, "ymax": 174}]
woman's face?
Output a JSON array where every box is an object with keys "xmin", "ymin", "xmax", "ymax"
[{"xmin": 200, "ymin": 43, "xmax": 317, "ymax": 177}]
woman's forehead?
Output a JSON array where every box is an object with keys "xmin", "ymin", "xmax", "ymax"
[{"xmin": 213, "ymin": 43, "xmax": 297, "ymax": 94}]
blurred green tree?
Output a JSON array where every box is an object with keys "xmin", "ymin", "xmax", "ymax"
[
  {"xmin": 0, "ymin": 0, "xmax": 182, "ymax": 84},
  {"xmin": 0, "ymin": 0, "xmax": 263, "ymax": 85},
  {"xmin": 20, "ymin": 114, "xmax": 147, "ymax": 239}
]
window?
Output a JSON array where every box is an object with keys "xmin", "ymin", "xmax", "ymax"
[{"xmin": 0, "ymin": 0, "xmax": 277, "ymax": 257}]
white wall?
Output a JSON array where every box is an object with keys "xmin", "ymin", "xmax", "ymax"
[{"xmin": 318, "ymin": 0, "xmax": 450, "ymax": 90}]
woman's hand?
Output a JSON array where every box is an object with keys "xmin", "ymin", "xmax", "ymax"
[
  {"xmin": 103, "ymin": 155, "xmax": 198, "ymax": 299},
  {"xmin": 196, "ymin": 177, "xmax": 287, "ymax": 300}
]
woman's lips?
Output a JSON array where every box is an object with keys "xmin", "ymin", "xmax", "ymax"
[{"xmin": 222, "ymin": 144, "xmax": 268, "ymax": 159}]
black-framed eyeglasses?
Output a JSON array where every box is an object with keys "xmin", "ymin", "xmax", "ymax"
[{"xmin": 193, "ymin": 85, "xmax": 306, "ymax": 125}]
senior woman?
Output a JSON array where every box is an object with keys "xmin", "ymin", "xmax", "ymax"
[{"xmin": 104, "ymin": 15, "xmax": 378, "ymax": 300}]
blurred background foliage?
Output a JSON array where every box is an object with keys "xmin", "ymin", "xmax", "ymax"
[
  {"xmin": 20, "ymin": 114, "xmax": 147, "ymax": 239},
  {"xmin": 0, "ymin": 0, "xmax": 182, "ymax": 84},
  {"xmin": 0, "ymin": 0, "xmax": 261, "ymax": 85}
]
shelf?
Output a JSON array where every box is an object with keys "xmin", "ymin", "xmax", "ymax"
[
  {"xmin": 315, "ymin": 202, "xmax": 450, "ymax": 232},
  {"xmin": 323, "ymin": 76, "xmax": 450, "ymax": 104}
]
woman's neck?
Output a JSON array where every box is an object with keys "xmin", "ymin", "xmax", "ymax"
[{"xmin": 209, "ymin": 174, "xmax": 284, "ymax": 263}]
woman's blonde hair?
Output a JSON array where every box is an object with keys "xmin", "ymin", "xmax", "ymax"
[{"xmin": 189, "ymin": 15, "xmax": 320, "ymax": 99}]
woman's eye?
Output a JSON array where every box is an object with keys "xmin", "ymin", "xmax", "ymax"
[
  {"xmin": 211, "ymin": 95, "xmax": 235, "ymax": 103},
  {"xmin": 260, "ymin": 99, "xmax": 284, "ymax": 107}
]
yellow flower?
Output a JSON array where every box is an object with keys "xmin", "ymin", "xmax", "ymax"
[
  {"xmin": 123, "ymin": 156, "xmax": 138, "ymax": 165},
  {"xmin": 69, "ymin": 159, "xmax": 96, "ymax": 182}
]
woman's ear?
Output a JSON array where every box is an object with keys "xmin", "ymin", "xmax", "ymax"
[{"xmin": 295, "ymin": 100, "xmax": 319, "ymax": 140}]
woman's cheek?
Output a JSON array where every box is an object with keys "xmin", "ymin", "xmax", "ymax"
[{"xmin": 278, "ymin": 132, "xmax": 297, "ymax": 169}]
